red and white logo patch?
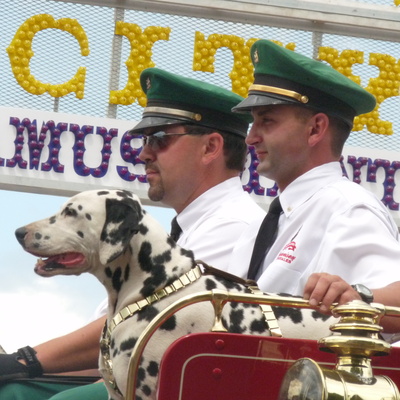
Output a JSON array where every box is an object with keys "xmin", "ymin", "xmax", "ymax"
[{"xmin": 277, "ymin": 240, "xmax": 297, "ymax": 264}]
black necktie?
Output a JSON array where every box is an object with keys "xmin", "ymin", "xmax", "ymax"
[
  {"xmin": 170, "ymin": 216, "xmax": 182, "ymax": 242},
  {"xmin": 247, "ymin": 197, "xmax": 283, "ymax": 280}
]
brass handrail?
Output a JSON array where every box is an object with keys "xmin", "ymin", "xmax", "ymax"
[{"xmin": 125, "ymin": 289, "xmax": 400, "ymax": 400}]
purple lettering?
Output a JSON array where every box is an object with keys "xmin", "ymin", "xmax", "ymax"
[{"xmin": 116, "ymin": 131, "xmax": 146, "ymax": 182}]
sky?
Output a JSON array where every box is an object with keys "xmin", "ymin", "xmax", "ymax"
[{"xmin": 0, "ymin": 189, "xmax": 175, "ymax": 353}]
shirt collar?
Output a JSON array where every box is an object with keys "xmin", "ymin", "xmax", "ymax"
[
  {"xmin": 176, "ymin": 177, "xmax": 244, "ymax": 232},
  {"xmin": 279, "ymin": 162, "xmax": 344, "ymax": 216}
]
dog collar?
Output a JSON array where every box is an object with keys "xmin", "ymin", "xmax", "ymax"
[
  {"xmin": 107, "ymin": 263, "xmax": 202, "ymax": 337},
  {"xmin": 100, "ymin": 264, "xmax": 203, "ymax": 396}
]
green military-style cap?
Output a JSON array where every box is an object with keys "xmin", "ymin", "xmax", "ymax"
[
  {"xmin": 130, "ymin": 68, "xmax": 251, "ymax": 137},
  {"xmin": 232, "ymin": 40, "xmax": 376, "ymax": 127}
]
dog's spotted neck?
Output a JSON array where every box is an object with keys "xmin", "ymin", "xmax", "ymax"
[
  {"xmin": 99, "ymin": 213, "xmax": 197, "ymax": 316},
  {"xmin": 100, "ymin": 263, "xmax": 203, "ymax": 396}
]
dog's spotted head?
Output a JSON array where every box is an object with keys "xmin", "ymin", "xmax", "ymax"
[{"xmin": 15, "ymin": 190, "xmax": 144, "ymax": 277}]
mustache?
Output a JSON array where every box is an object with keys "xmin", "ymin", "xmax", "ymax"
[{"xmin": 145, "ymin": 162, "xmax": 159, "ymax": 173}]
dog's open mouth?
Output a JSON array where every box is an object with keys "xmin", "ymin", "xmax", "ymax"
[{"xmin": 35, "ymin": 252, "xmax": 86, "ymax": 276}]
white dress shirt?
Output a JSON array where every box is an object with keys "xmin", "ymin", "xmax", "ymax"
[
  {"xmin": 229, "ymin": 162, "xmax": 400, "ymax": 295},
  {"xmin": 177, "ymin": 176, "xmax": 266, "ymax": 271}
]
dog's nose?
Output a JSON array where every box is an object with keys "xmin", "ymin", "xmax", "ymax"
[{"xmin": 15, "ymin": 227, "xmax": 27, "ymax": 245}]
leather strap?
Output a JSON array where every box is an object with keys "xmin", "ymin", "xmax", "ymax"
[{"xmin": 17, "ymin": 346, "xmax": 43, "ymax": 378}]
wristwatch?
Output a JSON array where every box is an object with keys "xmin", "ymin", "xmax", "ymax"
[{"xmin": 351, "ymin": 283, "xmax": 374, "ymax": 303}]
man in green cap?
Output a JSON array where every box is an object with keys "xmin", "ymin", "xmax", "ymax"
[
  {"xmin": 229, "ymin": 39, "xmax": 400, "ymax": 333},
  {"xmin": 129, "ymin": 68, "xmax": 265, "ymax": 264},
  {"xmin": 0, "ymin": 68, "xmax": 265, "ymax": 399}
]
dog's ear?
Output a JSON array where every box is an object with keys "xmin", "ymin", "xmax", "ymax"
[{"xmin": 99, "ymin": 198, "xmax": 142, "ymax": 264}]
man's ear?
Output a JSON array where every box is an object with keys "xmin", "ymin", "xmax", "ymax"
[
  {"xmin": 203, "ymin": 132, "xmax": 224, "ymax": 164},
  {"xmin": 308, "ymin": 113, "xmax": 330, "ymax": 148}
]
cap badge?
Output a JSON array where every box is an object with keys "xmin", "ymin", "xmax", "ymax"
[
  {"xmin": 253, "ymin": 48, "xmax": 259, "ymax": 64},
  {"xmin": 146, "ymin": 77, "xmax": 151, "ymax": 90}
]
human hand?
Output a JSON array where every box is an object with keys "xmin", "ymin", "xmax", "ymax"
[
  {"xmin": 303, "ymin": 273, "xmax": 361, "ymax": 314},
  {"xmin": 0, "ymin": 346, "xmax": 43, "ymax": 381}
]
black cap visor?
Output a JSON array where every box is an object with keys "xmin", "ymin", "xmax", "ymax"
[
  {"xmin": 129, "ymin": 116, "xmax": 192, "ymax": 135},
  {"xmin": 233, "ymin": 91, "xmax": 354, "ymax": 128},
  {"xmin": 232, "ymin": 92, "xmax": 295, "ymax": 113}
]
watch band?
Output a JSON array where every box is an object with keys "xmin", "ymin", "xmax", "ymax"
[{"xmin": 16, "ymin": 346, "xmax": 43, "ymax": 378}]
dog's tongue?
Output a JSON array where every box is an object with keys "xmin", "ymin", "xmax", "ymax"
[
  {"xmin": 47, "ymin": 253, "xmax": 85, "ymax": 266},
  {"xmin": 35, "ymin": 252, "xmax": 86, "ymax": 275}
]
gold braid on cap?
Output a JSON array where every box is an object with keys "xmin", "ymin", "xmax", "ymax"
[
  {"xmin": 250, "ymin": 84, "xmax": 309, "ymax": 104},
  {"xmin": 144, "ymin": 106, "xmax": 202, "ymax": 121}
]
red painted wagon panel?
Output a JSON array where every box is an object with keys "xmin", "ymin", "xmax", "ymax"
[{"xmin": 157, "ymin": 333, "xmax": 400, "ymax": 400}]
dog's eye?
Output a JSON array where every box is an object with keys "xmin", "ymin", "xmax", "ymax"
[{"xmin": 62, "ymin": 207, "xmax": 78, "ymax": 218}]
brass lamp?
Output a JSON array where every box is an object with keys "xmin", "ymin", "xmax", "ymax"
[{"xmin": 278, "ymin": 300, "xmax": 400, "ymax": 400}]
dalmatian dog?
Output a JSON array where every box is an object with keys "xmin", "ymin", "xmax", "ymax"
[{"xmin": 15, "ymin": 190, "xmax": 334, "ymax": 400}]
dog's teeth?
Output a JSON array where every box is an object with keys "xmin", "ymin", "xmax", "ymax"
[{"xmin": 36, "ymin": 258, "xmax": 45, "ymax": 267}]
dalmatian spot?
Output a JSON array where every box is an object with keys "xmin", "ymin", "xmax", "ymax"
[
  {"xmin": 167, "ymin": 236, "xmax": 177, "ymax": 248},
  {"xmin": 62, "ymin": 206, "xmax": 78, "ymax": 218},
  {"xmin": 160, "ymin": 315, "xmax": 177, "ymax": 331},
  {"xmin": 205, "ymin": 278, "xmax": 217, "ymax": 290},
  {"xmin": 136, "ymin": 366, "xmax": 146, "ymax": 385},
  {"xmin": 142, "ymin": 385, "xmax": 152, "ymax": 397},
  {"xmin": 138, "ymin": 242, "xmax": 154, "ymax": 272},
  {"xmin": 141, "ymin": 268, "xmax": 167, "ymax": 298},
  {"xmin": 215, "ymin": 275, "xmax": 242, "ymax": 291},
  {"xmin": 124, "ymin": 263, "xmax": 130, "ymax": 282},
  {"xmin": 273, "ymin": 306, "xmax": 304, "ymax": 324},
  {"xmin": 115, "ymin": 190, "xmax": 134, "ymax": 199},
  {"xmin": 153, "ymin": 250, "xmax": 172, "ymax": 265},
  {"xmin": 120, "ymin": 337, "xmax": 137, "ymax": 353},
  {"xmin": 105, "ymin": 266, "xmax": 124, "ymax": 293},
  {"xmin": 139, "ymin": 223, "xmax": 149, "ymax": 236},
  {"xmin": 312, "ymin": 310, "xmax": 332, "ymax": 321},
  {"xmin": 97, "ymin": 190, "xmax": 111, "ymax": 196},
  {"xmin": 228, "ymin": 309, "xmax": 246, "ymax": 334},
  {"xmin": 147, "ymin": 361, "xmax": 159, "ymax": 377},
  {"xmin": 137, "ymin": 305, "xmax": 159, "ymax": 323},
  {"xmin": 112, "ymin": 347, "xmax": 118, "ymax": 359},
  {"xmin": 250, "ymin": 317, "xmax": 269, "ymax": 334},
  {"xmin": 180, "ymin": 247, "xmax": 194, "ymax": 259}
]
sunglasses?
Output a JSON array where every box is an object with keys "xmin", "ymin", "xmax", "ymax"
[{"xmin": 140, "ymin": 131, "xmax": 193, "ymax": 151}]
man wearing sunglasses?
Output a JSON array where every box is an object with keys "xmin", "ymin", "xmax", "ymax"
[
  {"xmin": 129, "ymin": 68, "xmax": 266, "ymax": 270},
  {"xmin": 0, "ymin": 68, "xmax": 265, "ymax": 400}
]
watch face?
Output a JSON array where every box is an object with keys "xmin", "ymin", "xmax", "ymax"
[{"xmin": 353, "ymin": 284, "xmax": 374, "ymax": 303}]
